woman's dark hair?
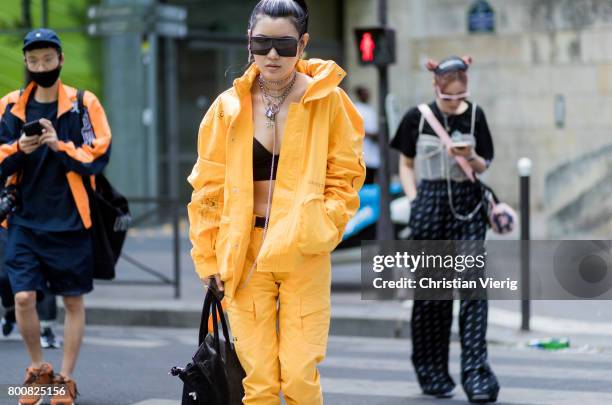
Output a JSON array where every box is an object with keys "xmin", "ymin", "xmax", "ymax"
[{"xmin": 248, "ymin": 0, "xmax": 309, "ymax": 37}]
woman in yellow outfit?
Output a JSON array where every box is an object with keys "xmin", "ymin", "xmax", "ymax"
[{"xmin": 187, "ymin": 0, "xmax": 365, "ymax": 403}]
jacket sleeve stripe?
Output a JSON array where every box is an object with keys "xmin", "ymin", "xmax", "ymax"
[
  {"xmin": 58, "ymin": 91, "xmax": 111, "ymax": 164},
  {"xmin": 83, "ymin": 90, "xmax": 112, "ymax": 158},
  {"xmin": 0, "ymin": 142, "xmax": 20, "ymax": 165}
]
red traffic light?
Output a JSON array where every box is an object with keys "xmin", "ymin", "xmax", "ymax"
[
  {"xmin": 359, "ymin": 32, "xmax": 376, "ymax": 63},
  {"xmin": 354, "ymin": 27, "xmax": 396, "ymax": 66}
]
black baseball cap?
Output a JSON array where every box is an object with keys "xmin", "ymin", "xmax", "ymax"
[{"xmin": 23, "ymin": 28, "xmax": 62, "ymax": 52}]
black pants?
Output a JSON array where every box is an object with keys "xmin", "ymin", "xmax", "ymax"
[
  {"xmin": 0, "ymin": 230, "xmax": 14, "ymax": 314},
  {"xmin": 409, "ymin": 180, "xmax": 498, "ymax": 396},
  {"xmin": 0, "ymin": 267, "xmax": 13, "ymax": 315}
]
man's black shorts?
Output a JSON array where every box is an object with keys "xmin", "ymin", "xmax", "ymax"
[{"xmin": 4, "ymin": 225, "xmax": 94, "ymax": 297}]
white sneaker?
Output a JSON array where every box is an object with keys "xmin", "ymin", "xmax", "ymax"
[{"xmin": 40, "ymin": 327, "xmax": 62, "ymax": 349}]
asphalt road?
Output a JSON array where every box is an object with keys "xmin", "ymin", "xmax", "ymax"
[{"xmin": 2, "ymin": 325, "xmax": 612, "ymax": 405}]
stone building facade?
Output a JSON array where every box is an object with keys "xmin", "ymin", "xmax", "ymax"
[{"xmin": 344, "ymin": 0, "xmax": 612, "ymax": 236}]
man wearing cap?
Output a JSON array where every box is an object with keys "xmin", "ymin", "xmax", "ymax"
[{"xmin": 0, "ymin": 28, "xmax": 112, "ymax": 405}]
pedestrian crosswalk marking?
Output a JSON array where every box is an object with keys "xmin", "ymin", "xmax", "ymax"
[
  {"xmin": 326, "ymin": 344, "xmax": 612, "ymax": 364},
  {"xmin": 74, "ymin": 332, "xmax": 612, "ymax": 405},
  {"xmin": 83, "ymin": 336, "xmax": 167, "ymax": 348},
  {"xmin": 321, "ymin": 377, "xmax": 612, "ymax": 404},
  {"xmin": 488, "ymin": 307, "xmax": 612, "ymax": 336},
  {"xmin": 322, "ymin": 336, "xmax": 612, "ymax": 404},
  {"xmin": 322, "ymin": 355, "xmax": 612, "ymax": 381},
  {"xmin": 327, "ymin": 336, "xmax": 612, "ymax": 363}
]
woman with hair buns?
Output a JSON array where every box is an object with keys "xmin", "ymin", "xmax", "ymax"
[
  {"xmin": 390, "ymin": 56, "xmax": 500, "ymax": 403},
  {"xmin": 187, "ymin": 0, "xmax": 365, "ymax": 403}
]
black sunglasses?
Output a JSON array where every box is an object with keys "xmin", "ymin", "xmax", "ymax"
[{"xmin": 250, "ymin": 36, "xmax": 300, "ymax": 57}]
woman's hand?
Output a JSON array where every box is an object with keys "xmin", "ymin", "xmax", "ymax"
[
  {"xmin": 448, "ymin": 146, "xmax": 488, "ymax": 174},
  {"xmin": 201, "ymin": 274, "xmax": 224, "ymax": 292},
  {"xmin": 399, "ymin": 154, "xmax": 418, "ymax": 201}
]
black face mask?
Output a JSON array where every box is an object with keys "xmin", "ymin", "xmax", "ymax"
[{"xmin": 27, "ymin": 65, "xmax": 61, "ymax": 88}]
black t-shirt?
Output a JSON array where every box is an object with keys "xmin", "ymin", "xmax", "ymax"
[
  {"xmin": 390, "ymin": 101, "xmax": 494, "ymax": 164},
  {"xmin": 11, "ymin": 98, "xmax": 83, "ymax": 231}
]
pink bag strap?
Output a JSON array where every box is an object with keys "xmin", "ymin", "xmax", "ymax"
[{"xmin": 418, "ymin": 104, "xmax": 476, "ymax": 182}]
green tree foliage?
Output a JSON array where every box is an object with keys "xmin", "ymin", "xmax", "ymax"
[{"xmin": 0, "ymin": 0, "xmax": 102, "ymax": 98}]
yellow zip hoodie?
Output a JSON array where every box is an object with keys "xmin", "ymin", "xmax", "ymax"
[{"xmin": 188, "ymin": 58, "xmax": 365, "ymax": 296}]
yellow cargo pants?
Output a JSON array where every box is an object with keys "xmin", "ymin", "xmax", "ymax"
[{"xmin": 226, "ymin": 225, "xmax": 331, "ymax": 405}]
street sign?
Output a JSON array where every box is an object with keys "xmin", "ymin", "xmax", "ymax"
[
  {"xmin": 87, "ymin": 4, "xmax": 188, "ymax": 38},
  {"xmin": 156, "ymin": 4, "xmax": 188, "ymax": 22},
  {"xmin": 155, "ymin": 21, "xmax": 187, "ymax": 39},
  {"xmin": 88, "ymin": 20, "xmax": 146, "ymax": 37},
  {"xmin": 468, "ymin": 0, "xmax": 495, "ymax": 33},
  {"xmin": 87, "ymin": 4, "xmax": 148, "ymax": 20},
  {"xmin": 354, "ymin": 27, "xmax": 396, "ymax": 66}
]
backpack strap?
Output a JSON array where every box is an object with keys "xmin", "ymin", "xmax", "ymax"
[
  {"xmin": 76, "ymin": 89, "xmax": 97, "ymax": 189},
  {"xmin": 418, "ymin": 111, "xmax": 425, "ymax": 133},
  {"xmin": 77, "ymin": 89, "xmax": 85, "ymax": 121},
  {"xmin": 470, "ymin": 102, "xmax": 477, "ymax": 137}
]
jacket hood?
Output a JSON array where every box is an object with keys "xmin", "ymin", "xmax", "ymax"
[{"xmin": 233, "ymin": 58, "xmax": 347, "ymax": 103}]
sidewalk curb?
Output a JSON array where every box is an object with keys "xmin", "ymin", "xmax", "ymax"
[
  {"xmin": 67, "ymin": 305, "xmax": 413, "ymax": 338},
  {"xmin": 60, "ymin": 305, "xmax": 612, "ymax": 351}
]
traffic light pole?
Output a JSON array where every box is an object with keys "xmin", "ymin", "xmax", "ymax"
[{"xmin": 376, "ymin": 0, "xmax": 394, "ymax": 242}]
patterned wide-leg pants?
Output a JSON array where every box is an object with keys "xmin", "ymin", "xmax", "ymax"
[{"xmin": 408, "ymin": 180, "xmax": 499, "ymax": 397}]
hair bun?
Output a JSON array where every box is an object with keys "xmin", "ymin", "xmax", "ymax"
[
  {"xmin": 425, "ymin": 59, "xmax": 439, "ymax": 72},
  {"xmin": 461, "ymin": 55, "xmax": 473, "ymax": 66}
]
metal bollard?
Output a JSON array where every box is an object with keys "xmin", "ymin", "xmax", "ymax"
[{"xmin": 517, "ymin": 158, "xmax": 532, "ymax": 331}]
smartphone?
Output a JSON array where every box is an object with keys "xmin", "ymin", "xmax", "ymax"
[
  {"xmin": 22, "ymin": 120, "xmax": 43, "ymax": 137},
  {"xmin": 451, "ymin": 141, "xmax": 469, "ymax": 150}
]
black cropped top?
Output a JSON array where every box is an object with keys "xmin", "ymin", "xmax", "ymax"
[{"xmin": 253, "ymin": 138, "xmax": 279, "ymax": 181}]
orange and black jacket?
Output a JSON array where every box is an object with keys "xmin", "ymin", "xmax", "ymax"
[{"xmin": 0, "ymin": 81, "xmax": 112, "ymax": 229}]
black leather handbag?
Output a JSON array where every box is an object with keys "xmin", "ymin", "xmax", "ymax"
[{"xmin": 171, "ymin": 289, "xmax": 245, "ymax": 405}]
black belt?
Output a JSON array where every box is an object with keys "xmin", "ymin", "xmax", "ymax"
[{"xmin": 254, "ymin": 216, "xmax": 267, "ymax": 228}]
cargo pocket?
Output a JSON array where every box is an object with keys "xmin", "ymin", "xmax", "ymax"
[
  {"xmin": 296, "ymin": 194, "xmax": 339, "ymax": 256},
  {"xmin": 227, "ymin": 294, "xmax": 257, "ymax": 349},
  {"xmin": 300, "ymin": 294, "xmax": 331, "ymax": 347}
]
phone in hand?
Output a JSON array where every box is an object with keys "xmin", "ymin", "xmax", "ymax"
[
  {"xmin": 22, "ymin": 120, "xmax": 43, "ymax": 137},
  {"xmin": 451, "ymin": 141, "xmax": 469, "ymax": 150}
]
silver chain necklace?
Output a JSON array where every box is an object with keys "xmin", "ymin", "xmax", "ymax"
[
  {"xmin": 241, "ymin": 74, "xmax": 295, "ymax": 290},
  {"xmin": 259, "ymin": 74, "xmax": 294, "ymax": 87},
  {"xmin": 258, "ymin": 72, "xmax": 297, "ymax": 128}
]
